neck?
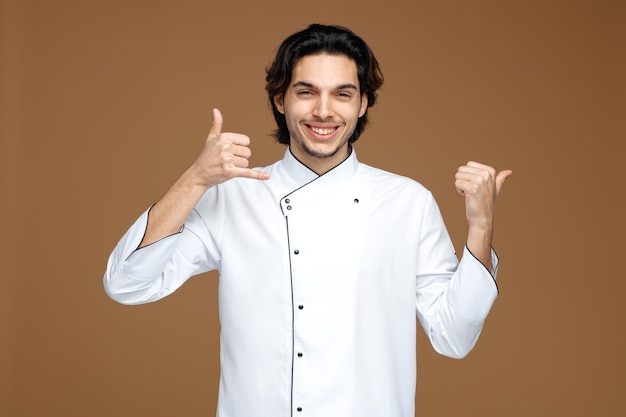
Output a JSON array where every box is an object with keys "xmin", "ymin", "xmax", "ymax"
[{"xmin": 290, "ymin": 146, "xmax": 352, "ymax": 175}]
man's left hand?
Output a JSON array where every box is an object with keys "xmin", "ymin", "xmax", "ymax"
[{"xmin": 455, "ymin": 161, "xmax": 513, "ymax": 229}]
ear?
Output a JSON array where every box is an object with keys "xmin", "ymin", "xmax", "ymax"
[
  {"xmin": 358, "ymin": 93, "xmax": 368, "ymax": 118},
  {"xmin": 273, "ymin": 94, "xmax": 285, "ymax": 114}
]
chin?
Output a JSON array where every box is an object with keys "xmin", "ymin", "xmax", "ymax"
[{"xmin": 304, "ymin": 142, "xmax": 344, "ymax": 159}]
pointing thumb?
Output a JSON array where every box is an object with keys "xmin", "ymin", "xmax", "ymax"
[
  {"xmin": 208, "ymin": 108, "xmax": 223, "ymax": 139},
  {"xmin": 495, "ymin": 170, "xmax": 513, "ymax": 195}
]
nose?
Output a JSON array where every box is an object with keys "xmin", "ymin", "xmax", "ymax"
[{"xmin": 312, "ymin": 94, "xmax": 333, "ymax": 120}]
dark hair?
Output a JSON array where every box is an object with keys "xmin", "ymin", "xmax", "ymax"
[{"xmin": 265, "ymin": 24, "xmax": 384, "ymax": 145}]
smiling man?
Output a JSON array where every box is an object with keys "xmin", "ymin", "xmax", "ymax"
[
  {"xmin": 104, "ymin": 24, "xmax": 512, "ymax": 417},
  {"xmin": 273, "ymin": 53, "xmax": 367, "ymax": 172}
]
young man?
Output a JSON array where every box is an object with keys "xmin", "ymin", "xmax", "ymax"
[{"xmin": 104, "ymin": 24, "xmax": 512, "ymax": 417}]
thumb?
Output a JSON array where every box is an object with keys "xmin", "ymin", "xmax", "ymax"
[
  {"xmin": 208, "ymin": 108, "xmax": 223, "ymax": 139},
  {"xmin": 495, "ymin": 169, "xmax": 513, "ymax": 195}
]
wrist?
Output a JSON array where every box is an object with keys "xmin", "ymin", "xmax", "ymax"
[
  {"xmin": 466, "ymin": 224, "xmax": 494, "ymax": 272},
  {"xmin": 181, "ymin": 164, "xmax": 216, "ymax": 192}
]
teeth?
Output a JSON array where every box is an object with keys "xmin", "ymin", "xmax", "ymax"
[{"xmin": 310, "ymin": 126, "xmax": 335, "ymax": 135}]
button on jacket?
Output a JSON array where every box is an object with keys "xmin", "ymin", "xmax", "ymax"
[{"xmin": 104, "ymin": 148, "xmax": 499, "ymax": 417}]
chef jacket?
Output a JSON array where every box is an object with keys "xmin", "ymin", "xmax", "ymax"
[{"xmin": 104, "ymin": 147, "xmax": 499, "ymax": 417}]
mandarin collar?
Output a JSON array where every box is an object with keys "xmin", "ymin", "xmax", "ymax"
[
  {"xmin": 282, "ymin": 146, "xmax": 359, "ymax": 188},
  {"xmin": 277, "ymin": 147, "xmax": 360, "ymax": 216}
]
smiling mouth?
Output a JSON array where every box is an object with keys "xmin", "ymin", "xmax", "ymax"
[{"xmin": 307, "ymin": 125, "xmax": 338, "ymax": 136}]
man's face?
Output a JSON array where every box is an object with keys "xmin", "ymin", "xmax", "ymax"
[{"xmin": 274, "ymin": 53, "xmax": 368, "ymax": 174}]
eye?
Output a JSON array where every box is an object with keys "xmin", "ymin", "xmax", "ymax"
[
  {"xmin": 297, "ymin": 90, "xmax": 313, "ymax": 96},
  {"xmin": 337, "ymin": 91, "xmax": 353, "ymax": 99}
]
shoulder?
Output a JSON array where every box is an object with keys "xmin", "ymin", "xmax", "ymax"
[{"xmin": 356, "ymin": 162, "xmax": 432, "ymax": 199}]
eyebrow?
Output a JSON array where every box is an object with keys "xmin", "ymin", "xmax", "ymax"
[{"xmin": 292, "ymin": 81, "xmax": 359, "ymax": 91}]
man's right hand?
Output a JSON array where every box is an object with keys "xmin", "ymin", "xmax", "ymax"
[
  {"xmin": 138, "ymin": 108, "xmax": 269, "ymax": 248},
  {"xmin": 189, "ymin": 108, "xmax": 270, "ymax": 189}
]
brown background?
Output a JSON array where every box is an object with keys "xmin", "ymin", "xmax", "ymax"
[{"xmin": 1, "ymin": 0, "xmax": 624, "ymax": 416}]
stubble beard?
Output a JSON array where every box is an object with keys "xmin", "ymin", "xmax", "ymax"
[{"xmin": 300, "ymin": 140, "xmax": 345, "ymax": 159}]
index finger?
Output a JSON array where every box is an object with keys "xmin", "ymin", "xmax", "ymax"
[
  {"xmin": 463, "ymin": 161, "xmax": 496, "ymax": 175},
  {"xmin": 233, "ymin": 167, "xmax": 270, "ymax": 181}
]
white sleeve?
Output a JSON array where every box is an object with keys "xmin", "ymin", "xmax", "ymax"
[
  {"xmin": 103, "ymin": 206, "xmax": 220, "ymax": 305},
  {"xmin": 415, "ymin": 194, "xmax": 499, "ymax": 359}
]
